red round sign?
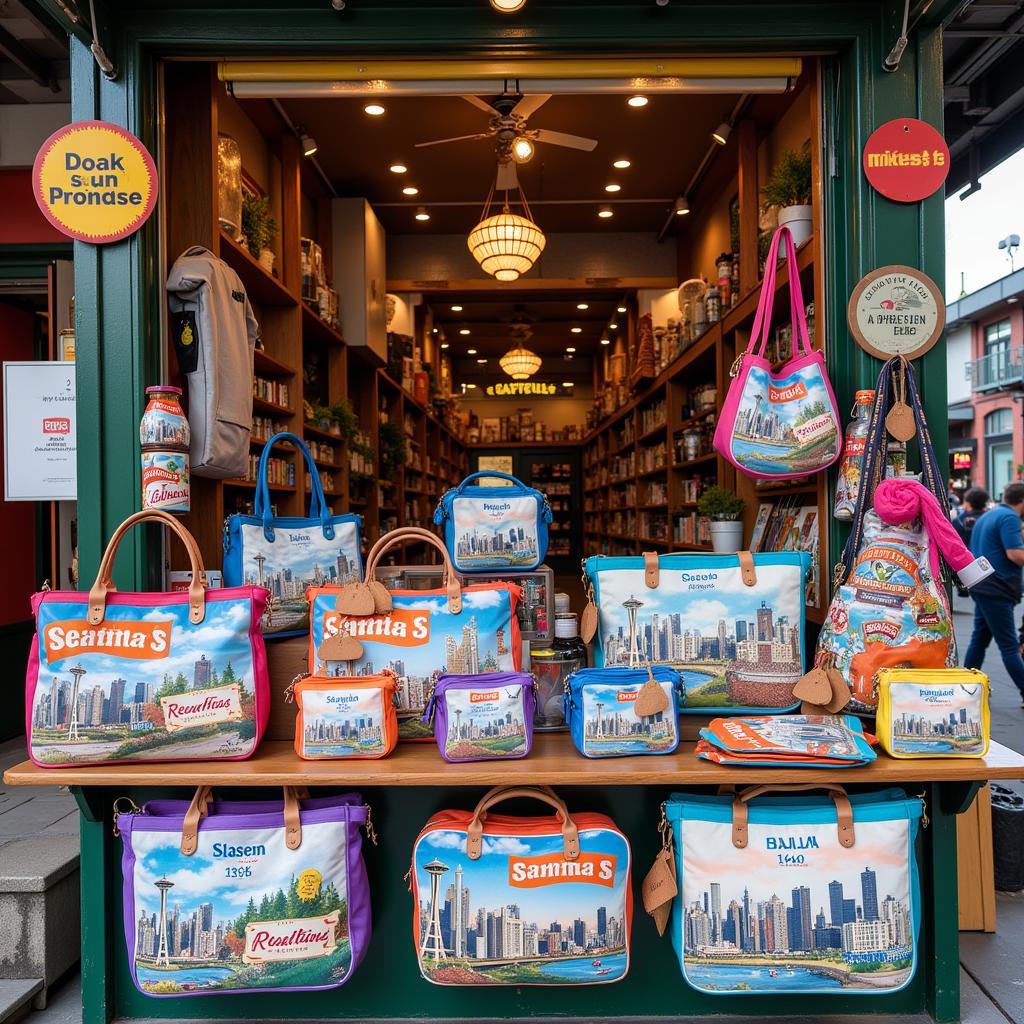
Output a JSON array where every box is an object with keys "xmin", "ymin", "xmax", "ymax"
[{"xmin": 862, "ymin": 117, "xmax": 949, "ymax": 203}]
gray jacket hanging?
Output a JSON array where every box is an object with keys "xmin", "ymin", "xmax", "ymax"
[{"xmin": 166, "ymin": 246, "xmax": 259, "ymax": 479}]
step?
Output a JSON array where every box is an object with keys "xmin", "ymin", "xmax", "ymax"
[{"xmin": 0, "ymin": 979, "xmax": 42, "ymax": 1023}]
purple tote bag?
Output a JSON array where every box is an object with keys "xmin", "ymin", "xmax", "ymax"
[{"xmin": 116, "ymin": 787, "xmax": 373, "ymax": 996}]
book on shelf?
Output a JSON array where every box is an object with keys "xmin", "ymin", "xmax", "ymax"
[{"xmin": 750, "ymin": 495, "xmax": 820, "ymax": 607}]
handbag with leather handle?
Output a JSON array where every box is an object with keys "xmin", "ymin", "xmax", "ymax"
[
  {"xmin": 410, "ymin": 785, "xmax": 633, "ymax": 985},
  {"xmin": 115, "ymin": 785, "xmax": 374, "ymax": 996},
  {"xmin": 26, "ymin": 510, "xmax": 270, "ymax": 768},
  {"xmin": 309, "ymin": 527, "xmax": 521, "ymax": 740},
  {"xmin": 658, "ymin": 784, "xmax": 923, "ymax": 995}
]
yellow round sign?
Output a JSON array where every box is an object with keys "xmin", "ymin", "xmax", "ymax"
[
  {"xmin": 296, "ymin": 868, "xmax": 323, "ymax": 902},
  {"xmin": 32, "ymin": 120, "xmax": 158, "ymax": 244}
]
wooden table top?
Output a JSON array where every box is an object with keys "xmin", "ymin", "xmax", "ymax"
[{"xmin": 5, "ymin": 735, "xmax": 1024, "ymax": 787}]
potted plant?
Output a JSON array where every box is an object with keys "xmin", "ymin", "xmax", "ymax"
[
  {"xmin": 762, "ymin": 146, "xmax": 813, "ymax": 247},
  {"xmin": 378, "ymin": 420, "xmax": 408, "ymax": 481},
  {"xmin": 241, "ymin": 193, "xmax": 278, "ymax": 273},
  {"xmin": 697, "ymin": 485, "xmax": 746, "ymax": 552},
  {"xmin": 329, "ymin": 399, "xmax": 361, "ymax": 444}
]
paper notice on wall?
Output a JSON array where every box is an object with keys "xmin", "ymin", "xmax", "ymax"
[{"xmin": 3, "ymin": 361, "xmax": 77, "ymax": 501}]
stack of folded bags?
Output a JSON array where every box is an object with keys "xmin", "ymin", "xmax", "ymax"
[{"xmin": 696, "ymin": 714, "xmax": 877, "ymax": 768}]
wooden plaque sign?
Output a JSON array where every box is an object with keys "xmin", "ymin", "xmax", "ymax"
[{"xmin": 846, "ymin": 265, "xmax": 945, "ymax": 361}]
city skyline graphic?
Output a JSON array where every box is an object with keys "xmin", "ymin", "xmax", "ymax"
[
  {"xmin": 453, "ymin": 497, "xmax": 541, "ymax": 567},
  {"xmin": 300, "ymin": 688, "xmax": 385, "ymax": 755}
]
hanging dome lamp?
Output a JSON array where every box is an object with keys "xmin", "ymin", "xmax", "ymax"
[{"xmin": 467, "ymin": 178, "xmax": 546, "ymax": 282}]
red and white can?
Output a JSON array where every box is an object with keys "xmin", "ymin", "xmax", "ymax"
[{"xmin": 141, "ymin": 448, "xmax": 191, "ymax": 512}]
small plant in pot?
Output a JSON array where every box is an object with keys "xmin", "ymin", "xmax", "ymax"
[
  {"xmin": 762, "ymin": 145, "xmax": 813, "ymax": 248},
  {"xmin": 697, "ymin": 485, "xmax": 746, "ymax": 553},
  {"xmin": 241, "ymin": 193, "xmax": 278, "ymax": 273}
]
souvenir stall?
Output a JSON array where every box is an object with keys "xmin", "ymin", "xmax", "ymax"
[{"xmin": 6, "ymin": 3, "xmax": 1024, "ymax": 1024}]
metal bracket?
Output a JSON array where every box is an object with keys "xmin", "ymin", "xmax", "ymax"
[
  {"xmin": 883, "ymin": 0, "xmax": 911, "ymax": 72},
  {"xmin": 87, "ymin": 0, "xmax": 116, "ymax": 80}
]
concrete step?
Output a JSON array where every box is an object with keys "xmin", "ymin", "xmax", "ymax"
[{"xmin": 0, "ymin": 979, "xmax": 43, "ymax": 1023}]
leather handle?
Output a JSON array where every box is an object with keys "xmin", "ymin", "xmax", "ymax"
[
  {"xmin": 89, "ymin": 510, "xmax": 207, "ymax": 626},
  {"xmin": 466, "ymin": 786, "xmax": 579, "ymax": 862},
  {"xmin": 180, "ymin": 787, "xmax": 304, "ymax": 856},
  {"xmin": 731, "ymin": 784, "xmax": 855, "ymax": 850},
  {"xmin": 365, "ymin": 527, "xmax": 462, "ymax": 613},
  {"xmin": 643, "ymin": 551, "xmax": 660, "ymax": 589},
  {"xmin": 737, "ymin": 550, "xmax": 757, "ymax": 587}
]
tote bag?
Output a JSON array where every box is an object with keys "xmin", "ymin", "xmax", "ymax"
[
  {"xmin": 116, "ymin": 786, "xmax": 372, "ymax": 996},
  {"xmin": 410, "ymin": 785, "xmax": 632, "ymax": 986},
  {"xmin": 223, "ymin": 431, "xmax": 362, "ymax": 639},
  {"xmin": 662, "ymin": 784, "xmax": 922, "ymax": 996},
  {"xmin": 309, "ymin": 527, "xmax": 520, "ymax": 740},
  {"xmin": 26, "ymin": 510, "xmax": 270, "ymax": 768},
  {"xmin": 714, "ymin": 225, "xmax": 842, "ymax": 480}
]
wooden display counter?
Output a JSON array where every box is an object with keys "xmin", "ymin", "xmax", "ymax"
[{"xmin": 6, "ymin": 738, "xmax": 1024, "ymax": 1024}]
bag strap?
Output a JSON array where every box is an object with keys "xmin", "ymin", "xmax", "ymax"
[
  {"xmin": 180, "ymin": 786, "xmax": 305, "ymax": 855},
  {"xmin": 731, "ymin": 784, "xmax": 855, "ymax": 850},
  {"xmin": 88, "ymin": 510, "xmax": 207, "ymax": 626},
  {"xmin": 749, "ymin": 226, "xmax": 813, "ymax": 360},
  {"xmin": 455, "ymin": 470, "xmax": 529, "ymax": 492},
  {"xmin": 365, "ymin": 527, "xmax": 462, "ymax": 613},
  {"xmin": 254, "ymin": 432, "xmax": 334, "ymax": 542},
  {"xmin": 466, "ymin": 786, "xmax": 579, "ymax": 861}
]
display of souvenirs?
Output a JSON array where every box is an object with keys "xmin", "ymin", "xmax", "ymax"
[
  {"xmin": 411, "ymin": 787, "xmax": 632, "ymax": 986},
  {"xmin": 834, "ymin": 390, "xmax": 875, "ymax": 521},
  {"xmin": 750, "ymin": 499, "xmax": 820, "ymax": 607},
  {"xmin": 140, "ymin": 386, "xmax": 189, "ymax": 448},
  {"xmin": 696, "ymin": 714, "xmax": 876, "ymax": 767},
  {"xmin": 531, "ymin": 613, "xmax": 585, "ymax": 731},
  {"xmin": 251, "ymin": 415, "xmax": 289, "ymax": 444},
  {"xmin": 253, "ymin": 376, "xmax": 290, "ymax": 409},
  {"xmin": 291, "ymin": 673, "xmax": 398, "ymax": 760},
  {"xmin": 141, "ymin": 449, "xmax": 191, "ymax": 512}
]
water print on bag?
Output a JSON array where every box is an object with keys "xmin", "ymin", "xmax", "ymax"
[
  {"xmin": 730, "ymin": 363, "xmax": 840, "ymax": 477},
  {"xmin": 30, "ymin": 598, "xmax": 258, "ymax": 765},
  {"xmin": 452, "ymin": 496, "xmax": 540, "ymax": 569},
  {"xmin": 581, "ymin": 680, "xmax": 678, "ymax": 755},
  {"xmin": 887, "ymin": 682, "xmax": 984, "ymax": 755},
  {"xmin": 413, "ymin": 827, "xmax": 630, "ymax": 985},
  {"xmin": 299, "ymin": 687, "xmax": 387, "ymax": 758},
  {"xmin": 127, "ymin": 822, "xmax": 352, "ymax": 994},
  {"xmin": 443, "ymin": 685, "xmax": 528, "ymax": 760},
  {"xmin": 678, "ymin": 816, "xmax": 916, "ymax": 993}
]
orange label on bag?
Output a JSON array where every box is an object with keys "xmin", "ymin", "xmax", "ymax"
[
  {"xmin": 768, "ymin": 380, "xmax": 808, "ymax": 403},
  {"xmin": 470, "ymin": 690, "xmax": 500, "ymax": 702},
  {"xmin": 508, "ymin": 851, "xmax": 617, "ymax": 888},
  {"xmin": 242, "ymin": 910, "xmax": 338, "ymax": 963},
  {"xmin": 42, "ymin": 619, "xmax": 172, "ymax": 662},
  {"xmin": 858, "ymin": 546, "xmax": 917, "ymax": 577},
  {"xmin": 617, "ymin": 690, "xmax": 638, "ymax": 702},
  {"xmin": 323, "ymin": 609, "xmax": 430, "ymax": 647},
  {"xmin": 160, "ymin": 683, "xmax": 242, "ymax": 732}
]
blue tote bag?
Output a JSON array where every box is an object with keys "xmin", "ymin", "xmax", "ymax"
[{"xmin": 223, "ymin": 431, "xmax": 362, "ymax": 638}]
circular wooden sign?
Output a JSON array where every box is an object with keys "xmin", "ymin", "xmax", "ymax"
[
  {"xmin": 863, "ymin": 117, "xmax": 949, "ymax": 202},
  {"xmin": 847, "ymin": 265, "xmax": 945, "ymax": 361}
]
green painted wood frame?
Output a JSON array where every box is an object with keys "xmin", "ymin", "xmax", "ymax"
[{"xmin": 48, "ymin": 1, "xmax": 965, "ymax": 1021}]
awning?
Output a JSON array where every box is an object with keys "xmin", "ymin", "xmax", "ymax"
[
  {"xmin": 947, "ymin": 404, "xmax": 975, "ymax": 422},
  {"xmin": 949, "ymin": 439, "xmax": 977, "ymax": 452}
]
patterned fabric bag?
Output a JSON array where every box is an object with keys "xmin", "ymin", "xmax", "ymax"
[{"xmin": 116, "ymin": 786, "xmax": 374, "ymax": 996}]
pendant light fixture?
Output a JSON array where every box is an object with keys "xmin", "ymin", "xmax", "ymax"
[
  {"xmin": 467, "ymin": 176, "xmax": 546, "ymax": 282},
  {"xmin": 499, "ymin": 319, "xmax": 542, "ymax": 379}
]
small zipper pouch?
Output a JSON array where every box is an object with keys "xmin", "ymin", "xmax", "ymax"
[
  {"xmin": 433, "ymin": 471, "xmax": 552, "ymax": 572},
  {"xmin": 875, "ymin": 668, "xmax": 989, "ymax": 759},
  {"xmin": 564, "ymin": 666, "xmax": 683, "ymax": 758},
  {"xmin": 425, "ymin": 672, "xmax": 535, "ymax": 762},
  {"xmin": 290, "ymin": 672, "xmax": 398, "ymax": 760}
]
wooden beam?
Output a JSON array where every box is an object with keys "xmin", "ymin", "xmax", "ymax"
[
  {"xmin": 386, "ymin": 277, "xmax": 677, "ymax": 293},
  {"xmin": 737, "ymin": 118, "xmax": 759, "ymax": 294},
  {"xmin": 0, "ymin": 25, "xmax": 57, "ymax": 90}
]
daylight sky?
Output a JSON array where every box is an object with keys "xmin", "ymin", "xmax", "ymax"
[{"xmin": 945, "ymin": 147, "xmax": 1024, "ymax": 301}]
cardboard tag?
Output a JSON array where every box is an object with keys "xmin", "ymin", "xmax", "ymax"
[
  {"xmin": 367, "ymin": 579, "xmax": 393, "ymax": 614},
  {"xmin": 580, "ymin": 601, "xmax": 598, "ymax": 644},
  {"xmin": 642, "ymin": 848, "xmax": 678, "ymax": 937},
  {"xmin": 885, "ymin": 401, "xmax": 916, "ymax": 442},
  {"xmin": 335, "ymin": 582, "xmax": 375, "ymax": 616},
  {"xmin": 318, "ymin": 631, "xmax": 363, "ymax": 664},
  {"xmin": 792, "ymin": 667, "xmax": 832, "ymax": 706},
  {"xmin": 634, "ymin": 677, "xmax": 670, "ymax": 717},
  {"xmin": 823, "ymin": 667, "xmax": 852, "ymax": 713}
]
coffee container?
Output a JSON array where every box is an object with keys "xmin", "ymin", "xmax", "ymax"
[{"xmin": 140, "ymin": 385, "xmax": 191, "ymax": 512}]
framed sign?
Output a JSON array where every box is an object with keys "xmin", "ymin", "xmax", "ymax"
[
  {"xmin": 846, "ymin": 265, "xmax": 945, "ymax": 361},
  {"xmin": 476, "ymin": 455, "xmax": 515, "ymax": 487},
  {"xmin": 3, "ymin": 361, "xmax": 77, "ymax": 501},
  {"xmin": 862, "ymin": 117, "xmax": 949, "ymax": 203}
]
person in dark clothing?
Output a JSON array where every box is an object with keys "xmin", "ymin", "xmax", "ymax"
[
  {"xmin": 954, "ymin": 487, "xmax": 989, "ymax": 546},
  {"xmin": 964, "ymin": 481, "xmax": 1024, "ymax": 707}
]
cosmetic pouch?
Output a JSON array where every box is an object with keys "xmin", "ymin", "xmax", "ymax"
[
  {"xmin": 116, "ymin": 786, "xmax": 373, "ymax": 996},
  {"xmin": 582, "ymin": 550, "xmax": 810, "ymax": 713},
  {"xmin": 564, "ymin": 666, "xmax": 683, "ymax": 757},
  {"xmin": 425, "ymin": 671, "xmax": 535, "ymax": 762},
  {"xmin": 433, "ymin": 470, "xmax": 552, "ymax": 572},
  {"xmin": 875, "ymin": 668, "xmax": 989, "ymax": 759},
  {"xmin": 696, "ymin": 714, "xmax": 876, "ymax": 767},
  {"xmin": 289, "ymin": 672, "xmax": 399, "ymax": 760},
  {"xmin": 659, "ymin": 785, "xmax": 921, "ymax": 995},
  {"xmin": 410, "ymin": 785, "xmax": 632, "ymax": 985},
  {"xmin": 27, "ymin": 509, "xmax": 270, "ymax": 768},
  {"xmin": 310, "ymin": 528, "xmax": 520, "ymax": 740},
  {"xmin": 713, "ymin": 226, "xmax": 842, "ymax": 481},
  {"xmin": 223, "ymin": 431, "xmax": 362, "ymax": 639}
]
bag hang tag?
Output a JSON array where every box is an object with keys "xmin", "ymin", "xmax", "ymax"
[
  {"xmin": 318, "ymin": 629, "xmax": 364, "ymax": 665},
  {"xmin": 792, "ymin": 665, "xmax": 833, "ymax": 706},
  {"xmin": 642, "ymin": 803, "xmax": 678, "ymax": 937},
  {"xmin": 822, "ymin": 666, "xmax": 852, "ymax": 713},
  {"xmin": 634, "ymin": 661, "xmax": 670, "ymax": 718},
  {"xmin": 335, "ymin": 581, "xmax": 376, "ymax": 617},
  {"xmin": 580, "ymin": 577, "xmax": 599, "ymax": 644},
  {"xmin": 367, "ymin": 578, "xmax": 393, "ymax": 615},
  {"xmin": 885, "ymin": 358, "xmax": 917, "ymax": 443}
]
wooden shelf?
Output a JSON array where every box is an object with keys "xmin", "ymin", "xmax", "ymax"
[
  {"xmin": 301, "ymin": 302, "xmax": 345, "ymax": 347},
  {"xmin": 224, "ymin": 480, "xmax": 298, "ymax": 492},
  {"xmin": 470, "ymin": 440, "xmax": 582, "ymax": 449},
  {"xmin": 672, "ymin": 453, "xmax": 716, "ymax": 470},
  {"xmin": 637, "ymin": 465, "xmax": 670, "ymax": 479},
  {"xmin": 7, "ymin": 736, "xmax": 1024, "ymax": 788},
  {"xmin": 303, "ymin": 422, "xmax": 344, "ymax": 444},
  {"xmin": 252, "ymin": 395, "xmax": 294, "ymax": 417},
  {"xmin": 218, "ymin": 231, "xmax": 297, "ymax": 308},
  {"xmin": 254, "ymin": 349, "xmax": 296, "ymax": 378}
]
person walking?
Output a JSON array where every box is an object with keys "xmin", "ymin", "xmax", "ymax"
[
  {"xmin": 954, "ymin": 487, "xmax": 989, "ymax": 546},
  {"xmin": 964, "ymin": 481, "xmax": 1024, "ymax": 707}
]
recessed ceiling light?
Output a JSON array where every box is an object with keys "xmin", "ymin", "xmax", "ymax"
[
  {"xmin": 389, "ymin": 162, "xmax": 408, "ymax": 174},
  {"xmin": 627, "ymin": 95, "xmax": 649, "ymax": 108},
  {"xmin": 441, "ymin": 342, "xmax": 449, "ymax": 349},
  {"xmin": 617, "ymin": 305, "xmax": 627, "ymax": 314},
  {"xmin": 477, "ymin": 358, "xmax": 488, "ymax": 364},
  {"xmin": 402, "ymin": 186, "xmax": 420, "ymax": 196},
  {"xmin": 460, "ymin": 329, "xmax": 471, "ymax": 336},
  {"xmin": 364, "ymin": 103, "xmax": 386, "ymax": 116},
  {"xmin": 562, "ymin": 381, "xmax": 574, "ymax": 387},
  {"xmin": 451, "ymin": 304, "xmax": 463, "ymax": 312},
  {"xmin": 414, "ymin": 207, "xmax": 430, "ymax": 221},
  {"xmin": 432, "ymin": 328, "xmax": 438, "ymax": 333},
  {"xmin": 467, "ymin": 348, "xmax": 477, "ymax": 355},
  {"xmin": 598, "ymin": 206, "xmax": 614, "ymax": 219},
  {"xmin": 465, "ymin": 382, "xmax": 477, "ymax": 389},
  {"xmin": 613, "ymin": 159, "xmax": 631, "ymax": 169},
  {"xmin": 490, "ymin": 0, "xmax": 527, "ymax": 10},
  {"xmin": 566, "ymin": 346, "xmax": 577, "ymax": 353},
  {"xmin": 601, "ymin": 338, "xmax": 611, "ymax": 345},
  {"xmin": 609, "ymin": 322, "xmax": 618, "ymax": 330},
  {"xmin": 571, "ymin": 326, "xmax": 583, "ymax": 334},
  {"xmin": 605, "ymin": 183, "xmax": 622, "ymax": 193},
  {"xmin": 577, "ymin": 303, "xmax": 589, "ymax": 310}
]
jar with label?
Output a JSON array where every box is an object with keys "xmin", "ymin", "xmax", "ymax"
[
  {"xmin": 833, "ymin": 389, "xmax": 874, "ymax": 521},
  {"xmin": 705, "ymin": 287, "xmax": 721, "ymax": 323},
  {"xmin": 140, "ymin": 386, "xmax": 189, "ymax": 448},
  {"xmin": 682, "ymin": 424, "xmax": 703, "ymax": 462},
  {"xmin": 531, "ymin": 613, "xmax": 586, "ymax": 731},
  {"xmin": 716, "ymin": 253, "xmax": 733, "ymax": 308},
  {"xmin": 141, "ymin": 449, "xmax": 191, "ymax": 512}
]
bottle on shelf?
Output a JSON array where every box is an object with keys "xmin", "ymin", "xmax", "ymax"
[
  {"xmin": 530, "ymin": 604, "xmax": 586, "ymax": 732},
  {"xmin": 833, "ymin": 389, "xmax": 875, "ymax": 521}
]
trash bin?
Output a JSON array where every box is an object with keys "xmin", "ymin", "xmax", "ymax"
[{"xmin": 991, "ymin": 784, "xmax": 1024, "ymax": 892}]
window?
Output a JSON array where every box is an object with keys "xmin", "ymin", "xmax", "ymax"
[
  {"xmin": 984, "ymin": 406, "xmax": 1016, "ymax": 499},
  {"xmin": 985, "ymin": 408, "xmax": 1013, "ymax": 436},
  {"xmin": 985, "ymin": 319, "xmax": 1012, "ymax": 357}
]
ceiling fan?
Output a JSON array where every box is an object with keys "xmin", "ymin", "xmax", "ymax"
[{"xmin": 415, "ymin": 94, "xmax": 598, "ymax": 189}]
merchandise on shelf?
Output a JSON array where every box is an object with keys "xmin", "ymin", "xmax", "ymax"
[
  {"xmin": 140, "ymin": 386, "xmax": 189, "ymax": 448},
  {"xmin": 141, "ymin": 449, "xmax": 191, "ymax": 513},
  {"xmin": 530, "ymin": 610, "xmax": 585, "ymax": 730},
  {"xmin": 252, "ymin": 415, "xmax": 289, "ymax": 444},
  {"xmin": 290, "ymin": 672, "xmax": 399, "ymax": 760},
  {"xmin": 253, "ymin": 376, "xmax": 290, "ymax": 408}
]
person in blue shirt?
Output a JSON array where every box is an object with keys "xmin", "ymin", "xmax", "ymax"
[{"xmin": 964, "ymin": 481, "xmax": 1024, "ymax": 706}]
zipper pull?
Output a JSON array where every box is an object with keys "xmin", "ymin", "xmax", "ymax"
[
  {"xmin": 112, "ymin": 796, "xmax": 142, "ymax": 837},
  {"xmin": 363, "ymin": 804, "xmax": 378, "ymax": 846},
  {"xmin": 729, "ymin": 353, "xmax": 744, "ymax": 378}
]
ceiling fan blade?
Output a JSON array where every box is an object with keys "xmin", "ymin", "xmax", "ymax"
[
  {"xmin": 462, "ymin": 94, "xmax": 501, "ymax": 115},
  {"xmin": 414, "ymin": 132, "xmax": 492, "ymax": 148},
  {"xmin": 532, "ymin": 128, "xmax": 598, "ymax": 152},
  {"xmin": 496, "ymin": 160, "xmax": 519, "ymax": 191},
  {"xmin": 511, "ymin": 93, "xmax": 552, "ymax": 119}
]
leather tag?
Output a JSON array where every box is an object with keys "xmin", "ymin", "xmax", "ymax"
[
  {"xmin": 318, "ymin": 631, "xmax": 363, "ymax": 664},
  {"xmin": 580, "ymin": 601, "xmax": 598, "ymax": 644},
  {"xmin": 367, "ymin": 579, "xmax": 393, "ymax": 614},
  {"xmin": 792, "ymin": 667, "xmax": 832, "ymax": 706},
  {"xmin": 335, "ymin": 582, "xmax": 376, "ymax": 616},
  {"xmin": 885, "ymin": 401, "xmax": 916, "ymax": 443},
  {"xmin": 823, "ymin": 667, "xmax": 852, "ymax": 713},
  {"xmin": 642, "ymin": 848, "xmax": 678, "ymax": 936},
  {"xmin": 634, "ymin": 677, "xmax": 670, "ymax": 717}
]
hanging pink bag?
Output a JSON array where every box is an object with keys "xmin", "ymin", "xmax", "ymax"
[{"xmin": 714, "ymin": 225, "xmax": 842, "ymax": 480}]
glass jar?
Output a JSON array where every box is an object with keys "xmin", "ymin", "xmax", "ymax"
[
  {"xmin": 705, "ymin": 287, "xmax": 721, "ymax": 324},
  {"xmin": 216, "ymin": 134, "xmax": 242, "ymax": 240},
  {"xmin": 833, "ymin": 390, "xmax": 874, "ymax": 521},
  {"xmin": 682, "ymin": 425, "xmax": 703, "ymax": 462},
  {"xmin": 140, "ymin": 385, "xmax": 189, "ymax": 448},
  {"xmin": 531, "ymin": 614, "xmax": 586, "ymax": 731}
]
